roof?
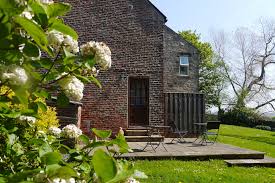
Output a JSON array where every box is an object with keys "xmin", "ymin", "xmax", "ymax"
[{"xmin": 148, "ymin": 0, "xmax": 167, "ymax": 22}]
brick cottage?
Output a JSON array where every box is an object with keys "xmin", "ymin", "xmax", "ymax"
[{"xmin": 57, "ymin": 0, "xmax": 204, "ymax": 135}]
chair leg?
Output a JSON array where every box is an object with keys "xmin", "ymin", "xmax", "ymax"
[
  {"xmin": 161, "ymin": 142, "xmax": 168, "ymax": 152},
  {"xmin": 170, "ymin": 138, "xmax": 176, "ymax": 143}
]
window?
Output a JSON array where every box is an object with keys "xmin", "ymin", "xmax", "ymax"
[{"xmin": 179, "ymin": 55, "xmax": 189, "ymax": 76}]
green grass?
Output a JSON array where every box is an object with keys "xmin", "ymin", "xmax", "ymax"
[
  {"xmin": 217, "ymin": 125, "xmax": 275, "ymax": 158},
  {"xmin": 135, "ymin": 160, "xmax": 275, "ymax": 183},
  {"xmin": 134, "ymin": 125, "xmax": 275, "ymax": 183}
]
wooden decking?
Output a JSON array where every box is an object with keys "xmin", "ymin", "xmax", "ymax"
[{"xmin": 119, "ymin": 138, "xmax": 265, "ymax": 160}]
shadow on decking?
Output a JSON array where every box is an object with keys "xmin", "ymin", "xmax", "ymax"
[{"xmin": 118, "ymin": 138, "xmax": 265, "ymax": 161}]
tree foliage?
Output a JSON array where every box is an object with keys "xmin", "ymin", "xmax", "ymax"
[
  {"xmin": 212, "ymin": 19, "xmax": 275, "ymax": 112},
  {"xmin": 179, "ymin": 30, "xmax": 226, "ymax": 109}
]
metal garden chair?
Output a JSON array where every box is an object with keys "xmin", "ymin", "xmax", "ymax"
[
  {"xmin": 169, "ymin": 122, "xmax": 188, "ymax": 143},
  {"xmin": 201, "ymin": 121, "xmax": 221, "ymax": 145}
]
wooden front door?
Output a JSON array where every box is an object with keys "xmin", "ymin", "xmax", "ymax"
[{"xmin": 129, "ymin": 77, "xmax": 149, "ymax": 126}]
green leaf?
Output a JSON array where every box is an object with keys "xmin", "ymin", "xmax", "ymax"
[
  {"xmin": 79, "ymin": 134, "xmax": 90, "ymax": 145},
  {"xmin": 34, "ymin": 90, "xmax": 50, "ymax": 99},
  {"xmin": 46, "ymin": 164, "xmax": 61, "ymax": 177},
  {"xmin": 40, "ymin": 58, "xmax": 53, "ymax": 69},
  {"xmin": 79, "ymin": 162, "xmax": 91, "ymax": 174},
  {"xmin": 14, "ymin": 16, "xmax": 50, "ymax": 54},
  {"xmin": 0, "ymin": 177, "xmax": 7, "ymax": 183},
  {"xmin": 0, "ymin": 38, "xmax": 14, "ymax": 49},
  {"xmin": 0, "ymin": 49, "xmax": 22, "ymax": 63},
  {"xmin": 29, "ymin": 1, "xmax": 48, "ymax": 26},
  {"xmin": 12, "ymin": 143, "xmax": 24, "ymax": 156},
  {"xmin": 0, "ymin": 22, "xmax": 11, "ymax": 39},
  {"xmin": 88, "ymin": 76, "xmax": 102, "ymax": 88},
  {"xmin": 47, "ymin": 166, "xmax": 77, "ymax": 179},
  {"xmin": 0, "ymin": 0, "xmax": 15, "ymax": 9},
  {"xmin": 13, "ymin": 88, "xmax": 29, "ymax": 106},
  {"xmin": 39, "ymin": 143, "xmax": 53, "ymax": 157},
  {"xmin": 41, "ymin": 152, "xmax": 62, "ymax": 165},
  {"xmin": 36, "ymin": 101, "xmax": 47, "ymax": 112},
  {"xmin": 3, "ymin": 111, "xmax": 21, "ymax": 118},
  {"xmin": 23, "ymin": 41, "xmax": 40, "ymax": 58},
  {"xmin": 57, "ymin": 92, "xmax": 70, "ymax": 107},
  {"xmin": 75, "ymin": 74, "xmax": 91, "ymax": 84},
  {"xmin": 92, "ymin": 128, "xmax": 112, "ymax": 139},
  {"xmin": 83, "ymin": 141, "xmax": 108, "ymax": 150},
  {"xmin": 92, "ymin": 149, "xmax": 117, "ymax": 183},
  {"xmin": 111, "ymin": 133, "xmax": 131, "ymax": 154},
  {"xmin": 46, "ymin": 3, "xmax": 71, "ymax": 18},
  {"xmin": 107, "ymin": 161, "xmax": 135, "ymax": 183},
  {"xmin": 49, "ymin": 19, "xmax": 78, "ymax": 40},
  {"xmin": 63, "ymin": 48, "xmax": 76, "ymax": 64}
]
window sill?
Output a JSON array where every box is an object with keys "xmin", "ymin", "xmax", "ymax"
[{"xmin": 177, "ymin": 74, "xmax": 190, "ymax": 78}]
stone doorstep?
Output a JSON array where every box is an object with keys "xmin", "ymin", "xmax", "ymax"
[
  {"xmin": 124, "ymin": 129, "xmax": 148, "ymax": 136},
  {"xmin": 225, "ymin": 157, "xmax": 275, "ymax": 167}
]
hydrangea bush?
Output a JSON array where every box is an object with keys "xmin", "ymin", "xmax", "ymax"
[{"xmin": 0, "ymin": 0, "xmax": 144, "ymax": 182}]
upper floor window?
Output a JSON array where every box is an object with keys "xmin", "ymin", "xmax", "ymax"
[{"xmin": 179, "ymin": 55, "xmax": 189, "ymax": 76}]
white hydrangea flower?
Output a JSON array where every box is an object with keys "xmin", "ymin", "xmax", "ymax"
[
  {"xmin": 80, "ymin": 41, "xmax": 112, "ymax": 70},
  {"xmin": 1, "ymin": 65, "xmax": 28, "ymax": 85},
  {"xmin": 40, "ymin": 0, "xmax": 54, "ymax": 4},
  {"xmin": 64, "ymin": 36, "xmax": 79, "ymax": 54},
  {"xmin": 47, "ymin": 30, "xmax": 65, "ymax": 51},
  {"xmin": 91, "ymin": 67, "xmax": 100, "ymax": 77},
  {"xmin": 58, "ymin": 74, "xmax": 84, "ymax": 101},
  {"xmin": 15, "ymin": 0, "xmax": 27, "ymax": 6},
  {"xmin": 20, "ymin": 11, "xmax": 33, "ymax": 20},
  {"xmin": 62, "ymin": 124, "xmax": 82, "ymax": 139},
  {"xmin": 52, "ymin": 178, "xmax": 76, "ymax": 183},
  {"xmin": 68, "ymin": 178, "xmax": 76, "ymax": 183},
  {"xmin": 19, "ymin": 115, "xmax": 36, "ymax": 124},
  {"xmin": 49, "ymin": 127, "xmax": 62, "ymax": 136},
  {"xmin": 125, "ymin": 177, "xmax": 140, "ymax": 183}
]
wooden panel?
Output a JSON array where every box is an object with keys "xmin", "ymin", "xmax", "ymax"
[{"xmin": 165, "ymin": 93, "xmax": 205, "ymax": 134}]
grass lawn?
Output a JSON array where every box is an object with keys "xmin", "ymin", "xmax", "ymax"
[
  {"xmin": 217, "ymin": 125, "xmax": 275, "ymax": 158},
  {"xmin": 134, "ymin": 125, "xmax": 275, "ymax": 183}
]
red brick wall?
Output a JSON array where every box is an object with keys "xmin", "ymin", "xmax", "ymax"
[{"xmin": 62, "ymin": 0, "xmax": 166, "ymax": 134}]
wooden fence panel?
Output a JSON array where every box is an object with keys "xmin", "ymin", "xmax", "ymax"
[{"xmin": 165, "ymin": 93, "xmax": 205, "ymax": 134}]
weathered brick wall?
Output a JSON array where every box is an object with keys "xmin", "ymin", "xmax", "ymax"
[
  {"xmin": 62, "ymin": 0, "xmax": 166, "ymax": 134},
  {"xmin": 163, "ymin": 26, "xmax": 200, "ymax": 93}
]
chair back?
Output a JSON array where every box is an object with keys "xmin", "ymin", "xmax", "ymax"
[
  {"xmin": 207, "ymin": 121, "xmax": 221, "ymax": 130},
  {"xmin": 169, "ymin": 122, "xmax": 177, "ymax": 132}
]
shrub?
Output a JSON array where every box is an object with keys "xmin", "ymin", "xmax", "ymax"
[
  {"xmin": 255, "ymin": 125, "xmax": 272, "ymax": 131},
  {"xmin": 0, "ymin": 0, "xmax": 143, "ymax": 182},
  {"xmin": 220, "ymin": 107, "xmax": 261, "ymax": 127},
  {"xmin": 206, "ymin": 114, "xmax": 218, "ymax": 121},
  {"xmin": 35, "ymin": 107, "xmax": 59, "ymax": 131}
]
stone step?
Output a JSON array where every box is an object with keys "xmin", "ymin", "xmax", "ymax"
[
  {"xmin": 125, "ymin": 129, "xmax": 148, "ymax": 136},
  {"xmin": 225, "ymin": 157, "xmax": 275, "ymax": 167},
  {"xmin": 125, "ymin": 135, "xmax": 164, "ymax": 142}
]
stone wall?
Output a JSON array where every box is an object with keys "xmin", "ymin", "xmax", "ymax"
[
  {"xmin": 62, "ymin": 0, "xmax": 166, "ymax": 134},
  {"xmin": 163, "ymin": 26, "xmax": 200, "ymax": 93}
]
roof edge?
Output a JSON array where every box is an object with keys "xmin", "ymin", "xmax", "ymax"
[
  {"xmin": 147, "ymin": 0, "xmax": 167, "ymax": 22},
  {"xmin": 164, "ymin": 25, "xmax": 199, "ymax": 52}
]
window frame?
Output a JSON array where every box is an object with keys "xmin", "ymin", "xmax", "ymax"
[{"xmin": 179, "ymin": 55, "xmax": 190, "ymax": 76}]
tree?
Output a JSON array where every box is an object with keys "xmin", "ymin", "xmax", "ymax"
[
  {"xmin": 179, "ymin": 31, "xmax": 226, "ymax": 112},
  {"xmin": 211, "ymin": 19, "xmax": 275, "ymax": 112}
]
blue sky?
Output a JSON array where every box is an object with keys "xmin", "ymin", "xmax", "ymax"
[{"xmin": 151, "ymin": 0, "xmax": 275, "ymax": 41}]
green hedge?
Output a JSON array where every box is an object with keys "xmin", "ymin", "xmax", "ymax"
[{"xmin": 220, "ymin": 108, "xmax": 262, "ymax": 127}]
